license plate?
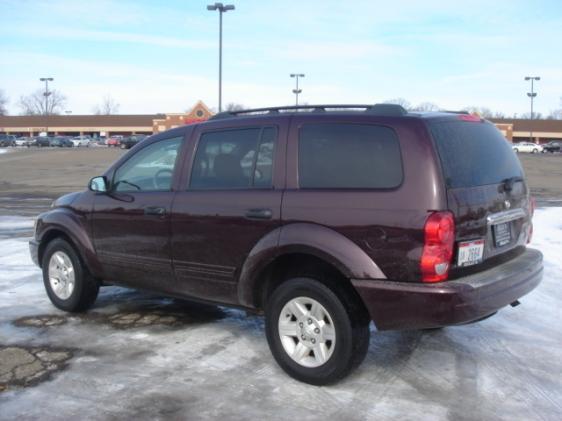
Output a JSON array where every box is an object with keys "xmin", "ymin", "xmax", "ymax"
[
  {"xmin": 457, "ymin": 239, "xmax": 484, "ymax": 267},
  {"xmin": 493, "ymin": 222, "xmax": 512, "ymax": 247}
]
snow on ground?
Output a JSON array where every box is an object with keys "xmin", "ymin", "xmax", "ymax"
[
  {"xmin": 0, "ymin": 209, "xmax": 561, "ymax": 420},
  {"xmin": 0, "ymin": 148, "xmax": 11, "ymax": 155}
]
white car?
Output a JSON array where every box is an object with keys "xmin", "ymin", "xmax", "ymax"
[
  {"xmin": 15, "ymin": 137, "xmax": 30, "ymax": 147},
  {"xmin": 71, "ymin": 136, "xmax": 91, "ymax": 147},
  {"xmin": 512, "ymin": 142, "xmax": 543, "ymax": 154}
]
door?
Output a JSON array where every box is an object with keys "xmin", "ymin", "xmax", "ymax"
[
  {"xmin": 171, "ymin": 122, "xmax": 286, "ymax": 304},
  {"xmin": 92, "ymin": 135, "xmax": 184, "ymax": 291}
]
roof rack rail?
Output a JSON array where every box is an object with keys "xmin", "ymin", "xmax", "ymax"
[
  {"xmin": 210, "ymin": 103, "xmax": 408, "ymax": 120},
  {"xmin": 440, "ymin": 110, "xmax": 470, "ymax": 115}
]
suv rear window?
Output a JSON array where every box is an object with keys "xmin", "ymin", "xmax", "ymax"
[
  {"xmin": 298, "ymin": 124, "xmax": 403, "ymax": 189},
  {"xmin": 429, "ymin": 120, "xmax": 523, "ymax": 189}
]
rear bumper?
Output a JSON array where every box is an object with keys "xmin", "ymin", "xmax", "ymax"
[{"xmin": 352, "ymin": 248, "xmax": 543, "ymax": 330}]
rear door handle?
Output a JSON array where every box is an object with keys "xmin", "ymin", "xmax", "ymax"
[
  {"xmin": 144, "ymin": 206, "xmax": 166, "ymax": 216},
  {"xmin": 245, "ymin": 208, "xmax": 273, "ymax": 220}
]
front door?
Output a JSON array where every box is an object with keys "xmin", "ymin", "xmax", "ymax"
[
  {"xmin": 171, "ymin": 123, "xmax": 286, "ymax": 304},
  {"xmin": 92, "ymin": 135, "xmax": 184, "ymax": 291}
]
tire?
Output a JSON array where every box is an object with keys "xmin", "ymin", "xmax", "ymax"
[
  {"xmin": 265, "ymin": 277, "xmax": 370, "ymax": 385},
  {"xmin": 533, "ymin": 149, "xmax": 538, "ymax": 154},
  {"xmin": 513, "ymin": 148, "xmax": 518, "ymax": 153},
  {"xmin": 42, "ymin": 238, "xmax": 99, "ymax": 312}
]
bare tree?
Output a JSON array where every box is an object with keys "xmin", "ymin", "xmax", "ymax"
[
  {"xmin": 383, "ymin": 98, "xmax": 412, "ymax": 110},
  {"xmin": 93, "ymin": 95, "xmax": 120, "ymax": 115},
  {"xmin": 411, "ymin": 102, "xmax": 440, "ymax": 112},
  {"xmin": 520, "ymin": 112, "xmax": 543, "ymax": 119},
  {"xmin": 18, "ymin": 89, "xmax": 66, "ymax": 115},
  {"xmin": 224, "ymin": 103, "xmax": 245, "ymax": 112},
  {"xmin": 0, "ymin": 90, "xmax": 8, "ymax": 115}
]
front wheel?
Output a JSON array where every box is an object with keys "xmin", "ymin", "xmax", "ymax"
[
  {"xmin": 265, "ymin": 277, "xmax": 370, "ymax": 385},
  {"xmin": 42, "ymin": 238, "xmax": 99, "ymax": 312},
  {"xmin": 533, "ymin": 148, "xmax": 538, "ymax": 154}
]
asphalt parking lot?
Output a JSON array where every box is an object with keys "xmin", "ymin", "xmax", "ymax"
[{"xmin": 1, "ymin": 147, "xmax": 561, "ymax": 420}]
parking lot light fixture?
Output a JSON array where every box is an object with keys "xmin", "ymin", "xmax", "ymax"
[
  {"xmin": 39, "ymin": 77, "xmax": 54, "ymax": 116},
  {"xmin": 290, "ymin": 73, "xmax": 305, "ymax": 106},
  {"xmin": 524, "ymin": 76, "xmax": 540, "ymax": 143},
  {"xmin": 207, "ymin": 3, "xmax": 235, "ymax": 113}
]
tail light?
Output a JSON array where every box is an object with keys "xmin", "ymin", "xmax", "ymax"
[
  {"xmin": 527, "ymin": 196, "xmax": 535, "ymax": 244},
  {"xmin": 421, "ymin": 211, "xmax": 455, "ymax": 283}
]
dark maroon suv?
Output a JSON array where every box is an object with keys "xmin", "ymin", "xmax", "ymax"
[{"xmin": 30, "ymin": 104, "xmax": 543, "ymax": 385}]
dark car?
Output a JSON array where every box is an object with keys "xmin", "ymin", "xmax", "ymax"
[
  {"xmin": 0, "ymin": 134, "xmax": 16, "ymax": 147},
  {"xmin": 543, "ymin": 141, "xmax": 561, "ymax": 153},
  {"xmin": 51, "ymin": 136, "xmax": 74, "ymax": 148},
  {"xmin": 36, "ymin": 136, "xmax": 54, "ymax": 147},
  {"xmin": 120, "ymin": 134, "xmax": 148, "ymax": 149},
  {"xmin": 30, "ymin": 104, "xmax": 542, "ymax": 385}
]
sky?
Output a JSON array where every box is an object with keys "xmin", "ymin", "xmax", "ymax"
[{"xmin": 1, "ymin": 0, "xmax": 561, "ymax": 116}]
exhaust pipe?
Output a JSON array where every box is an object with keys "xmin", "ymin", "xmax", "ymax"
[{"xmin": 510, "ymin": 300, "xmax": 521, "ymax": 307}]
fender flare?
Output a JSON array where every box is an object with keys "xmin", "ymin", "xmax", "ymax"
[
  {"xmin": 36, "ymin": 209, "xmax": 103, "ymax": 277},
  {"xmin": 237, "ymin": 222, "xmax": 386, "ymax": 308}
]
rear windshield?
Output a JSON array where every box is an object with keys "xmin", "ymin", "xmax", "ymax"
[{"xmin": 428, "ymin": 120, "xmax": 523, "ymax": 188}]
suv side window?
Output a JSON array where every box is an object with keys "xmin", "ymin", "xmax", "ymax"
[
  {"xmin": 298, "ymin": 123, "xmax": 403, "ymax": 189},
  {"xmin": 190, "ymin": 127, "xmax": 276, "ymax": 189},
  {"xmin": 113, "ymin": 136, "xmax": 183, "ymax": 192}
]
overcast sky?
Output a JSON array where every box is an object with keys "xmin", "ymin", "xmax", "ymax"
[{"xmin": 1, "ymin": 0, "xmax": 561, "ymax": 115}]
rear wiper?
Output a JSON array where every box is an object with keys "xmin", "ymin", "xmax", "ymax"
[{"xmin": 501, "ymin": 176, "xmax": 524, "ymax": 192}]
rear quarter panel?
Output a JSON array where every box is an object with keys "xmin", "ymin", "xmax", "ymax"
[{"xmin": 283, "ymin": 115, "xmax": 447, "ymax": 282}]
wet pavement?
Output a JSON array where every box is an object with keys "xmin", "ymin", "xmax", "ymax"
[{"xmin": 0, "ymin": 211, "xmax": 561, "ymax": 420}]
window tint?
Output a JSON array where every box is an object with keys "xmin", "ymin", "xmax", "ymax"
[
  {"xmin": 190, "ymin": 127, "xmax": 276, "ymax": 189},
  {"xmin": 298, "ymin": 124, "xmax": 402, "ymax": 189},
  {"xmin": 429, "ymin": 120, "xmax": 523, "ymax": 188},
  {"xmin": 113, "ymin": 137, "xmax": 182, "ymax": 192}
]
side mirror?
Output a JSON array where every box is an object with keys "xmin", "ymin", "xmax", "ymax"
[{"xmin": 89, "ymin": 176, "xmax": 108, "ymax": 193}]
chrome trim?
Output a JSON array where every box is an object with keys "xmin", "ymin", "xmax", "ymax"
[{"xmin": 487, "ymin": 208, "xmax": 526, "ymax": 226}]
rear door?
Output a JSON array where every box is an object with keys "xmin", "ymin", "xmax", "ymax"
[
  {"xmin": 427, "ymin": 117, "xmax": 532, "ymax": 274},
  {"xmin": 170, "ymin": 120, "xmax": 287, "ymax": 304}
]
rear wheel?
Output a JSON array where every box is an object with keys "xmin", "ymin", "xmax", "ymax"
[
  {"xmin": 532, "ymin": 148, "xmax": 538, "ymax": 154},
  {"xmin": 42, "ymin": 238, "xmax": 99, "ymax": 312},
  {"xmin": 265, "ymin": 277, "xmax": 370, "ymax": 385}
]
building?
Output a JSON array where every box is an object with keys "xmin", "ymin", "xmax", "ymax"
[
  {"xmin": 0, "ymin": 101, "xmax": 213, "ymax": 138},
  {"xmin": 1, "ymin": 103, "xmax": 561, "ymax": 144},
  {"xmin": 490, "ymin": 118, "xmax": 562, "ymax": 144}
]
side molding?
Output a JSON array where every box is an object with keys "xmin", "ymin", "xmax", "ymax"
[{"xmin": 238, "ymin": 222, "xmax": 386, "ymax": 308}]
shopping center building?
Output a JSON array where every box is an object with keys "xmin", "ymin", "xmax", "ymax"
[
  {"xmin": 1, "ymin": 102, "xmax": 561, "ymax": 143},
  {"xmin": 0, "ymin": 101, "xmax": 213, "ymax": 138}
]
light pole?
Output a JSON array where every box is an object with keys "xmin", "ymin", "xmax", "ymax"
[
  {"xmin": 39, "ymin": 77, "xmax": 54, "ymax": 116},
  {"xmin": 290, "ymin": 73, "xmax": 305, "ymax": 106},
  {"xmin": 207, "ymin": 2, "xmax": 235, "ymax": 113},
  {"xmin": 524, "ymin": 76, "xmax": 540, "ymax": 143}
]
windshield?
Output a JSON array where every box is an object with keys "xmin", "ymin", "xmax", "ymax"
[{"xmin": 428, "ymin": 120, "xmax": 524, "ymax": 189}]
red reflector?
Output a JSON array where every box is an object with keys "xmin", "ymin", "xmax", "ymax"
[
  {"xmin": 457, "ymin": 114, "xmax": 482, "ymax": 122},
  {"xmin": 421, "ymin": 211, "xmax": 455, "ymax": 282}
]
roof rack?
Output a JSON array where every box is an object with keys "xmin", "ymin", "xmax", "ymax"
[{"xmin": 210, "ymin": 103, "xmax": 408, "ymax": 120}]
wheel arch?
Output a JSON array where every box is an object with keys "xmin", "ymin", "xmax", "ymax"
[
  {"xmin": 36, "ymin": 211, "xmax": 102, "ymax": 277},
  {"xmin": 237, "ymin": 222, "xmax": 386, "ymax": 310}
]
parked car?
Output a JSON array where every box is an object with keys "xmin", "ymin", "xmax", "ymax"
[
  {"xmin": 50, "ymin": 137, "xmax": 74, "ymax": 148},
  {"xmin": 71, "ymin": 136, "xmax": 91, "ymax": 147},
  {"xmin": 14, "ymin": 137, "xmax": 31, "ymax": 147},
  {"xmin": 30, "ymin": 104, "xmax": 543, "ymax": 385},
  {"xmin": 0, "ymin": 134, "xmax": 16, "ymax": 147},
  {"xmin": 106, "ymin": 136, "xmax": 122, "ymax": 147},
  {"xmin": 542, "ymin": 141, "xmax": 561, "ymax": 153},
  {"xmin": 120, "ymin": 134, "xmax": 148, "ymax": 149},
  {"xmin": 36, "ymin": 136, "xmax": 53, "ymax": 147},
  {"xmin": 512, "ymin": 142, "xmax": 543, "ymax": 153}
]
